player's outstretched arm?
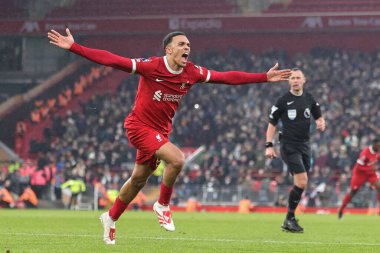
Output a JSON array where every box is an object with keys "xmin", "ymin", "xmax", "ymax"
[
  {"xmin": 47, "ymin": 28, "xmax": 133, "ymax": 72},
  {"xmin": 48, "ymin": 28, "xmax": 74, "ymax": 50},
  {"xmin": 208, "ymin": 63, "xmax": 290, "ymax": 85},
  {"xmin": 266, "ymin": 63, "xmax": 291, "ymax": 82}
]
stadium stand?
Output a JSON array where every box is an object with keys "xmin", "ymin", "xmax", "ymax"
[
  {"xmin": 5, "ymin": 0, "xmax": 380, "ymax": 21},
  {"xmin": 265, "ymin": 0, "xmax": 380, "ymax": 13},
  {"xmin": 0, "ymin": 0, "xmax": 28, "ymax": 20},
  {"xmin": 46, "ymin": 0, "xmax": 239, "ymax": 19}
]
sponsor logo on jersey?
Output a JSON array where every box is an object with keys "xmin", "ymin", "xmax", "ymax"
[
  {"xmin": 287, "ymin": 101, "xmax": 294, "ymax": 105},
  {"xmin": 156, "ymin": 78, "xmax": 164, "ymax": 82},
  {"xmin": 153, "ymin": 90, "xmax": 162, "ymax": 101},
  {"xmin": 163, "ymin": 94, "xmax": 183, "ymax": 102},
  {"xmin": 156, "ymin": 134, "xmax": 163, "ymax": 142},
  {"xmin": 304, "ymin": 108, "xmax": 311, "ymax": 118},
  {"xmin": 287, "ymin": 109, "xmax": 297, "ymax": 120},
  {"xmin": 153, "ymin": 90, "xmax": 183, "ymax": 102}
]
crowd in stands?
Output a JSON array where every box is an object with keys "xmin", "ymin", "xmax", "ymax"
[
  {"xmin": 1, "ymin": 0, "xmax": 241, "ymax": 20},
  {"xmin": 28, "ymin": 66, "xmax": 110, "ymax": 124},
  {"xmin": 46, "ymin": 0, "xmax": 239, "ymax": 19},
  {"xmin": 13, "ymin": 65, "xmax": 113, "ymax": 158},
  {"xmin": 5, "ymin": 0, "xmax": 380, "ymax": 22},
  {"xmin": 2, "ymin": 47, "xmax": 380, "ymax": 208},
  {"xmin": 0, "ymin": 161, "xmax": 38, "ymax": 208}
]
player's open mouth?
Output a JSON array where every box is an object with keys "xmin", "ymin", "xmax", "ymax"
[{"xmin": 181, "ymin": 53, "xmax": 189, "ymax": 63}]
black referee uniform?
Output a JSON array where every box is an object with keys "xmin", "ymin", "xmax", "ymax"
[{"xmin": 269, "ymin": 91, "xmax": 321, "ymax": 175}]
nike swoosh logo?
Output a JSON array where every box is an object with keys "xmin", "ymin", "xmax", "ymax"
[
  {"xmin": 287, "ymin": 101, "xmax": 294, "ymax": 105},
  {"xmin": 156, "ymin": 78, "xmax": 164, "ymax": 82}
]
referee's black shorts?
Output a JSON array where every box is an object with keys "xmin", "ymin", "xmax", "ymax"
[{"xmin": 280, "ymin": 141, "xmax": 311, "ymax": 175}]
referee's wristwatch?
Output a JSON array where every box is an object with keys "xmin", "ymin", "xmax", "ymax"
[{"xmin": 265, "ymin": 142, "xmax": 273, "ymax": 148}]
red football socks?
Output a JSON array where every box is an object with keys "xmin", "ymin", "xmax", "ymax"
[
  {"xmin": 158, "ymin": 183, "xmax": 173, "ymax": 206},
  {"xmin": 340, "ymin": 194, "xmax": 352, "ymax": 211},
  {"xmin": 109, "ymin": 196, "xmax": 128, "ymax": 221}
]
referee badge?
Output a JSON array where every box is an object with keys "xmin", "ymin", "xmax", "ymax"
[
  {"xmin": 304, "ymin": 108, "xmax": 311, "ymax": 118},
  {"xmin": 287, "ymin": 109, "xmax": 297, "ymax": 120}
]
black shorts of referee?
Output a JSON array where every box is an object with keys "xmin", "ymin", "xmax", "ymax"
[{"xmin": 280, "ymin": 141, "xmax": 310, "ymax": 175}]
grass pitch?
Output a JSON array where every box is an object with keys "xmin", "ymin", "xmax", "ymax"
[{"xmin": 1, "ymin": 209, "xmax": 379, "ymax": 253}]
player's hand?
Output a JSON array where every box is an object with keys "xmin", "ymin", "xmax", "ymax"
[
  {"xmin": 266, "ymin": 63, "xmax": 291, "ymax": 82},
  {"xmin": 47, "ymin": 28, "xmax": 74, "ymax": 50},
  {"xmin": 265, "ymin": 147, "xmax": 277, "ymax": 159},
  {"xmin": 316, "ymin": 117, "xmax": 326, "ymax": 132}
]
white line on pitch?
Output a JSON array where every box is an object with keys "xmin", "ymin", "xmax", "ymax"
[{"xmin": 2, "ymin": 232, "xmax": 380, "ymax": 246}]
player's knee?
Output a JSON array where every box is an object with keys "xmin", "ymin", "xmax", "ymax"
[
  {"xmin": 295, "ymin": 176, "xmax": 308, "ymax": 189},
  {"xmin": 301, "ymin": 179, "xmax": 308, "ymax": 188},
  {"xmin": 169, "ymin": 153, "xmax": 185, "ymax": 171},
  {"xmin": 350, "ymin": 189, "xmax": 358, "ymax": 196},
  {"xmin": 297, "ymin": 182, "xmax": 307, "ymax": 189}
]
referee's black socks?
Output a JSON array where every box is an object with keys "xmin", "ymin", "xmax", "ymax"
[{"xmin": 286, "ymin": 186, "xmax": 304, "ymax": 220}]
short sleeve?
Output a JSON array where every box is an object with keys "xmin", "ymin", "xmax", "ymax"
[
  {"xmin": 269, "ymin": 98, "xmax": 283, "ymax": 126},
  {"xmin": 310, "ymin": 96, "xmax": 322, "ymax": 119}
]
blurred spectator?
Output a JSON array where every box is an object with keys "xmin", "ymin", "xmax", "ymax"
[
  {"xmin": 238, "ymin": 196, "xmax": 253, "ymax": 213},
  {"xmin": 0, "ymin": 180, "xmax": 16, "ymax": 208},
  {"xmin": 130, "ymin": 191, "xmax": 147, "ymax": 211},
  {"xmin": 18, "ymin": 186, "xmax": 38, "ymax": 208},
  {"xmin": 60, "ymin": 176, "xmax": 86, "ymax": 210},
  {"xmin": 186, "ymin": 196, "xmax": 201, "ymax": 212}
]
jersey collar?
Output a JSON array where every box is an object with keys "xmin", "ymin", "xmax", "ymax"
[
  {"xmin": 164, "ymin": 56, "xmax": 183, "ymax": 75},
  {"xmin": 289, "ymin": 90, "xmax": 303, "ymax": 96}
]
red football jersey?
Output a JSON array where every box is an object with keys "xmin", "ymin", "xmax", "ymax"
[
  {"xmin": 129, "ymin": 56, "xmax": 209, "ymax": 134},
  {"xmin": 354, "ymin": 146, "xmax": 380, "ymax": 171},
  {"xmin": 69, "ymin": 43, "xmax": 267, "ymax": 135}
]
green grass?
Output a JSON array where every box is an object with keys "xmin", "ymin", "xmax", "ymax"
[{"xmin": 0, "ymin": 209, "xmax": 379, "ymax": 253}]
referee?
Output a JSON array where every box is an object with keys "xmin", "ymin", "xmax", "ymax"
[{"xmin": 265, "ymin": 68, "xmax": 326, "ymax": 233}]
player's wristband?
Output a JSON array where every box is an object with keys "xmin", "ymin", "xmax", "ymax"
[{"xmin": 265, "ymin": 142, "xmax": 273, "ymax": 148}]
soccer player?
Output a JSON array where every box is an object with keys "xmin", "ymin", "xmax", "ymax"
[
  {"xmin": 338, "ymin": 139, "xmax": 380, "ymax": 219},
  {"xmin": 48, "ymin": 28, "xmax": 291, "ymax": 244},
  {"xmin": 265, "ymin": 68, "xmax": 325, "ymax": 233}
]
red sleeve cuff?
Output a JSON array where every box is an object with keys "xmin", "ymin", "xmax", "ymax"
[
  {"xmin": 257, "ymin": 73, "xmax": 268, "ymax": 82},
  {"xmin": 69, "ymin": 42, "xmax": 80, "ymax": 53}
]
